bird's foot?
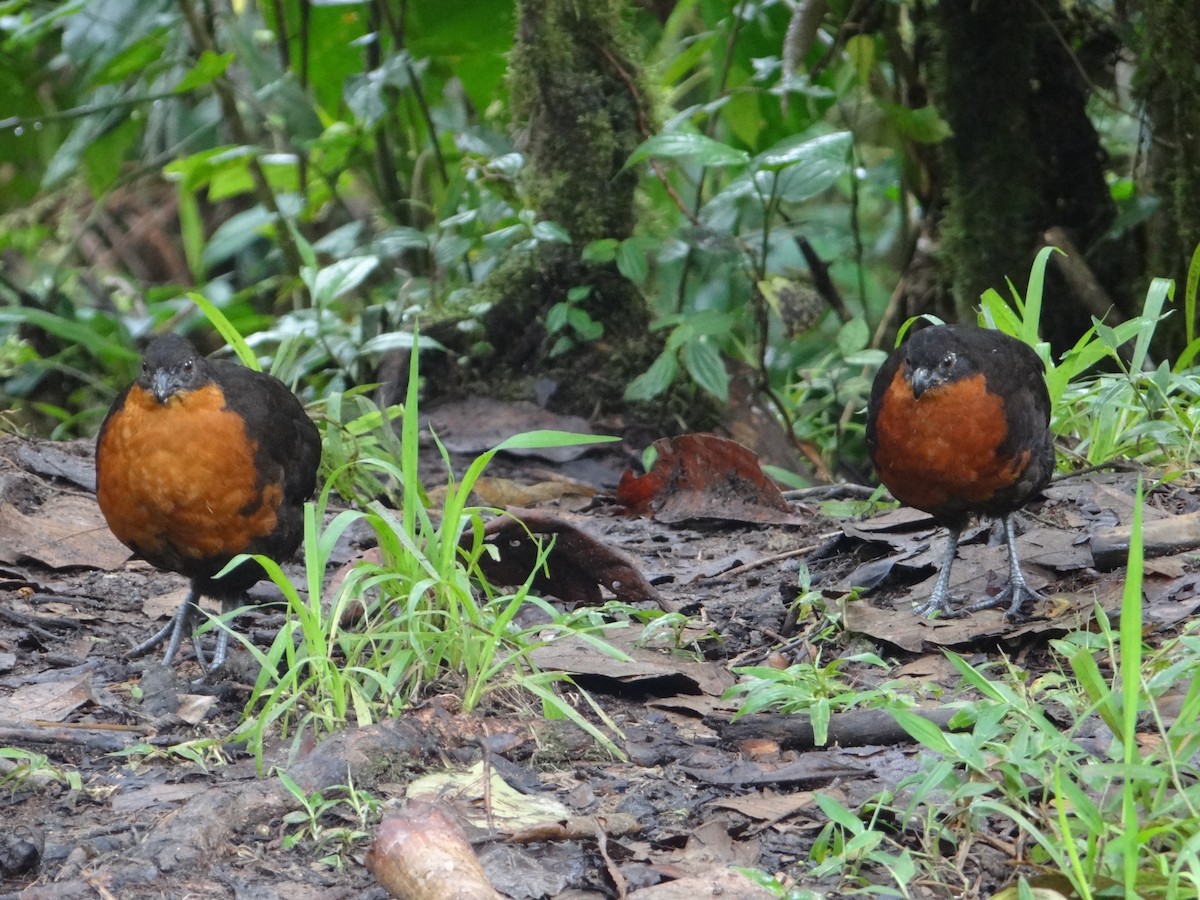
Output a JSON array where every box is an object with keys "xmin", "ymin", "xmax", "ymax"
[
  {"xmin": 127, "ymin": 593, "xmax": 199, "ymax": 665},
  {"xmin": 126, "ymin": 591, "xmax": 233, "ymax": 673},
  {"xmin": 912, "ymin": 592, "xmax": 967, "ymax": 619},
  {"xmin": 965, "ymin": 578, "xmax": 1044, "ymax": 621}
]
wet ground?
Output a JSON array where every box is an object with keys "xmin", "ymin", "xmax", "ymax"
[{"xmin": 0, "ymin": 423, "xmax": 1195, "ymax": 899}]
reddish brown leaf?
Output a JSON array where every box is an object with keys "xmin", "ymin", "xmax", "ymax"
[
  {"xmin": 616, "ymin": 434, "xmax": 802, "ymax": 525},
  {"xmin": 473, "ymin": 508, "xmax": 677, "ymax": 612}
]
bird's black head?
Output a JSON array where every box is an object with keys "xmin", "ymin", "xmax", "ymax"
[
  {"xmin": 137, "ymin": 334, "xmax": 209, "ymax": 404},
  {"xmin": 903, "ymin": 327, "xmax": 975, "ymax": 398}
]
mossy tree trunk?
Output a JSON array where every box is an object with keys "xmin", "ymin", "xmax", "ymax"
[
  {"xmin": 928, "ymin": 0, "xmax": 1115, "ymax": 349},
  {"xmin": 472, "ymin": 0, "xmax": 670, "ymax": 420},
  {"xmin": 1136, "ymin": 0, "xmax": 1200, "ymax": 318}
]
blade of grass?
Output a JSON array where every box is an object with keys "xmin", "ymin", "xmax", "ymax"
[
  {"xmin": 188, "ymin": 292, "xmax": 260, "ymax": 369},
  {"xmin": 1119, "ymin": 476, "xmax": 1144, "ymax": 896}
]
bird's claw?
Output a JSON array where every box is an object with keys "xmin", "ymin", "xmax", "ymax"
[
  {"xmin": 912, "ymin": 595, "xmax": 967, "ymax": 619},
  {"xmin": 966, "ymin": 580, "xmax": 1044, "ymax": 621}
]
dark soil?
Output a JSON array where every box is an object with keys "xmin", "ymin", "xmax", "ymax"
[{"xmin": 0, "ymin": 427, "xmax": 1190, "ymax": 900}]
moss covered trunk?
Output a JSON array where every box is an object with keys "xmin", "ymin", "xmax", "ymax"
[
  {"xmin": 474, "ymin": 0, "xmax": 662, "ymax": 418},
  {"xmin": 929, "ymin": 0, "xmax": 1115, "ymax": 348},
  {"xmin": 1136, "ymin": 0, "xmax": 1200, "ymax": 319}
]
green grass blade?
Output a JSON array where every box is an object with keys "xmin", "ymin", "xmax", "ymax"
[
  {"xmin": 1119, "ymin": 477, "xmax": 1144, "ymax": 896},
  {"xmin": 187, "ymin": 292, "xmax": 260, "ymax": 370}
]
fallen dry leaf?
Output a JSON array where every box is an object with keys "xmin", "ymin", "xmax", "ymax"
[
  {"xmin": 365, "ymin": 801, "xmax": 502, "ymax": 900},
  {"xmin": 0, "ymin": 674, "xmax": 97, "ymax": 724},
  {"xmin": 424, "ymin": 398, "xmax": 596, "ymax": 463},
  {"xmin": 0, "ymin": 495, "xmax": 130, "ymax": 571},
  {"xmin": 617, "ymin": 434, "xmax": 803, "ymax": 525},
  {"xmin": 406, "ymin": 760, "xmax": 573, "ymax": 832},
  {"xmin": 475, "ymin": 507, "xmax": 674, "ymax": 611}
]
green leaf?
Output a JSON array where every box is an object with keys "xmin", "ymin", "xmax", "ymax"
[
  {"xmin": 883, "ymin": 103, "xmax": 953, "ymax": 144},
  {"xmin": 721, "ymin": 87, "xmax": 762, "ymax": 147},
  {"xmin": 83, "ymin": 112, "xmax": 138, "ymax": 195},
  {"xmin": 546, "ymin": 302, "xmax": 569, "ymax": 334},
  {"xmin": 846, "ymin": 34, "xmax": 874, "ymax": 85},
  {"xmin": 582, "ymin": 239, "xmax": 618, "ymax": 263},
  {"xmin": 201, "ymin": 205, "xmax": 275, "ymax": 270},
  {"xmin": 771, "ymin": 133, "xmax": 852, "ymax": 203},
  {"xmin": 532, "ymin": 220, "xmax": 570, "ymax": 243},
  {"xmin": 93, "ymin": 28, "xmax": 169, "ymax": 84},
  {"xmin": 492, "ymin": 430, "xmax": 619, "ymax": 452},
  {"xmin": 682, "ymin": 337, "xmax": 729, "ymax": 401},
  {"xmin": 890, "ymin": 708, "xmax": 955, "ymax": 754},
  {"xmin": 616, "ymin": 239, "xmax": 649, "ymax": 283},
  {"xmin": 42, "ymin": 86, "xmax": 124, "ymax": 189},
  {"xmin": 566, "ymin": 307, "xmax": 602, "ymax": 340},
  {"xmin": 177, "ymin": 187, "xmax": 204, "ymax": 280},
  {"xmin": 174, "ymin": 50, "xmax": 235, "ymax": 94},
  {"xmin": 302, "ymin": 256, "xmax": 380, "ymax": 306},
  {"xmin": 757, "ymin": 130, "xmax": 851, "ymax": 169},
  {"xmin": 624, "ymin": 133, "xmax": 750, "ymax": 170},
  {"xmin": 625, "ymin": 351, "xmax": 678, "ymax": 401},
  {"xmin": 836, "ymin": 317, "xmax": 869, "ymax": 356},
  {"xmin": 344, "ymin": 53, "xmax": 418, "ymax": 127},
  {"xmin": 547, "ymin": 303, "xmax": 568, "ymax": 336},
  {"xmin": 813, "ymin": 792, "xmax": 864, "ymax": 834}
]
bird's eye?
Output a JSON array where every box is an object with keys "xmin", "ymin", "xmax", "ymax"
[
  {"xmin": 182, "ymin": 360, "xmax": 194, "ymax": 374},
  {"xmin": 141, "ymin": 361, "xmax": 149, "ymax": 374},
  {"xmin": 939, "ymin": 352, "xmax": 956, "ymax": 371}
]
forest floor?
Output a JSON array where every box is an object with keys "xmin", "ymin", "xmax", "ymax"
[{"xmin": 0, "ymin": 403, "xmax": 1195, "ymax": 900}]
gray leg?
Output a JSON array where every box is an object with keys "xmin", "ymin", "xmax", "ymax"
[
  {"xmin": 127, "ymin": 589, "xmax": 199, "ymax": 665},
  {"xmin": 966, "ymin": 515, "xmax": 1043, "ymax": 618},
  {"xmin": 913, "ymin": 527, "xmax": 963, "ymax": 618}
]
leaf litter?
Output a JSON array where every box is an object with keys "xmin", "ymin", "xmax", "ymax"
[{"xmin": 0, "ymin": 426, "xmax": 1194, "ymax": 898}]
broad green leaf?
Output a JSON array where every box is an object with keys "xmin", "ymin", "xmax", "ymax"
[
  {"xmin": 83, "ymin": 112, "xmax": 138, "ymax": 195},
  {"xmin": 174, "ymin": 50, "xmax": 235, "ymax": 94},
  {"xmin": 202, "ymin": 206, "xmax": 275, "ymax": 271},
  {"xmin": 756, "ymin": 130, "xmax": 851, "ymax": 170},
  {"xmin": 582, "ymin": 239, "xmax": 618, "ymax": 263},
  {"xmin": 721, "ymin": 87, "xmax": 762, "ymax": 147},
  {"xmin": 42, "ymin": 86, "xmax": 124, "ymax": 189},
  {"xmin": 883, "ymin": 103, "xmax": 953, "ymax": 144},
  {"xmin": 546, "ymin": 302, "xmax": 569, "ymax": 334},
  {"xmin": 177, "ymin": 187, "xmax": 204, "ymax": 280},
  {"xmin": 682, "ymin": 337, "xmax": 729, "ymax": 401},
  {"xmin": 836, "ymin": 317, "xmax": 869, "ymax": 356},
  {"xmin": 566, "ymin": 307, "xmax": 603, "ymax": 340},
  {"xmin": 93, "ymin": 28, "xmax": 169, "ymax": 84},
  {"xmin": 624, "ymin": 133, "xmax": 750, "ymax": 170},
  {"xmin": 625, "ymin": 351, "xmax": 678, "ymax": 401},
  {"xmin": 302, "ymin": 256, "xmax": 381, "ymax": 306},
  {"xmin": 616, "ymin": 239, "xmax": 650, "ymax": 283},
  {"xmin": 359, "ymin": 332, "xmax": 447, "ymax": 355},
  {"xmin": 532, "ymin": 220, "xmax": 570, "ymax": 243},
  {"xmin": 890, "ymin": 708, "xmax": 955, "ymax": 754},
  {"xmin": 0, "ymin": 309, "xmax": 136, "ymax": 367},
  {"xmin": 771, "ymin": 134, "xmax": 853, "ymax": 203},
  {"xmin": 344, "ymin": 53, "xmax": 419, "ymax": 127}
]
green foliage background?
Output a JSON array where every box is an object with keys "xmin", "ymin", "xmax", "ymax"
[{"xmin": 0, "ymin": 0, "xmax": 1157, "ymax": 476}]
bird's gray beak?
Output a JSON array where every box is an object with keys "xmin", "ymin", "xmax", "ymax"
[
  {"xmin": 153, "ymin": 370, "xmax": 174, "ymax": 404},
  {"xmin": 909, "ymin": 366, "xmax": 935, "ymax": 399}
]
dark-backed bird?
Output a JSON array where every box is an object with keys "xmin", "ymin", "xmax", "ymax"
[
  {"xmin": 865, "ymin": 324, "xmax": 1054, "ymax": 618},
  {"xmin": 96, "ymin": 334, "xmax": 321, "ymax": 669}
]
